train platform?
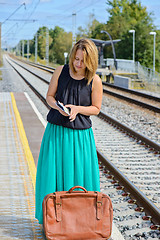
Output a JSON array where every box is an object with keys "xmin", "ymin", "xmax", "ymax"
[{"xmin": 0, "ymin": 92, "xmax": 124, "ymax": 240}]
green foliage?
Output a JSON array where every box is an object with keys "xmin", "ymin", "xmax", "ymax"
[
  {"xmin": 77, "ymin": 0, "xmax": 159, "ymax": 70},
  {"xmin": 104, "ymin": 0, "xmax": 157, "ymax": 69},
  {"xmin": 18, "ymin": 25, "xmax": 72, "ymax": 65},
  {"xmin": 51, "ymin": 31, "xmax": 72, "ymax": 65},
  {"xmin": 16, "ymin": 0, "xmax": 160, "ymax": 71}
]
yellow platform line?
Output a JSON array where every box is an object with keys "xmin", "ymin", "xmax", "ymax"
[{"xmin": 10, "ymin": 92, "xmax": 36, "ymax": 191}]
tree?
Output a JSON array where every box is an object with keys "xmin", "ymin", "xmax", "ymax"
[
  {"xmin": 48, "ymin": 26, "xmax": 72, "ymax": 64},
  {"xmin": 36, "ymin": 27, "xmax": 47, "ymax": 59},
  {"xmin": 76, "ymin": 15, "xmax": 106, "ymax": 40},
  {"xmin": 53, "ymin": 31, "xmax": 72, "ymax": 64},
  {"xmin": 104, "ymin": 0, "xmax": 156, "ymax": 68},
  {"xmin": 49, "ymin": 26, "xmax": 64, "ymax": 63}
]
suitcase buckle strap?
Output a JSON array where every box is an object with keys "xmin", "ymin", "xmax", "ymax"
[
  {"xmin": 56, "ymin": 202, "xmax": 62, "ymax": 206},
  {"xmin": 96, "ymin": 201, "xmax": 102, "ymax": 206},
  {"xmin": 55, "ymin": 193, "xmax": 62, "ymax": 222},
  {"xmin": 96, "ymin": 192, "xmax": 102, "ymax": 220}
]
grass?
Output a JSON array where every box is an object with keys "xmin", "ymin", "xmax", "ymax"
[{"xmin": 25, "ymin": 55, "xmax": 60, "ymax": 69}]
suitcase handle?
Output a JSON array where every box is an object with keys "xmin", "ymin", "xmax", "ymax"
[{"xmin": 68, "ymin": 186, "xmax": 88, "ymax": 193}]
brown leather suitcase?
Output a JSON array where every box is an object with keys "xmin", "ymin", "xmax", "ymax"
[{"xmin": 42, "ymin": 186, "xmax": 113, "ymax": 240}]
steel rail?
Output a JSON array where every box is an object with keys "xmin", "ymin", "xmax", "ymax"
[
  {"xmin": 9, "ymin": 58, "xmax": 50, "ymax": 84},
  {"xmin": 8, "ymin": 56, "xmax": 160, "ymax": 151},
  {"xmin": 98, "ymin": 111, "xmax": 160, "ymax": 152},
  {"xmin": 10, "ymin": 55, "xmax": 160, "ymax": 103},
  {"xmin": 10, "ymin": 54, "xmax": 55, "ymax": 73},
  {"xmin": 7, "ymin": 57, "xmax": 160, "ymax": 228},
  {"xmin": 7, "ymin": 58, "xmax": 50, "ymax": 109},
  {"xmin": 103, "ymin": 88, "xmax": 160, "ymax": 113},
  {"xmin": 8, "ymin": 56, "xmax": 160, "ymax": 150},
  {"xmin": 12, "ymin": 56, "xmax": 160, "ymax": 103},
  {"xmin": 103, "ymin": 82, "xmax": 160, "ymax": 102},
  {"xmin": 10, "ymin": 55, "xmax": 160, "ymax": 113},
  {"xmin": 97, "ymin": 149, "xmax": 160, "ymax": 225},
  {"xmin": 21, "ymin": 60, "xmax": 55, "ymax": 73}
]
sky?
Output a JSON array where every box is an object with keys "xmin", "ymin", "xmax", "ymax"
[{"xmin": 0, "ymin": 0, "xmax": 160, "ymax": 48}]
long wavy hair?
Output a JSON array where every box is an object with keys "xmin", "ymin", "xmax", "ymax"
[{"xmin": 69, "ymin": 38, "xmax": 98, "ymax": 84}]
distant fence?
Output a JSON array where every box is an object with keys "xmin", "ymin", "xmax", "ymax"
[
  {"xmin": 136, "ymin": 62, "xmax": 160, "ymax": 83},
  {"xmin": 104, "ymin": 58, "xmax": 136, "ymax": 73},
  {"xmin": 104, "ymin": 58, "xmax": 160, "ymax": 93},
  {"xmin": 104, "ymin": 58, "xmax": 160, "ymax": 84}
]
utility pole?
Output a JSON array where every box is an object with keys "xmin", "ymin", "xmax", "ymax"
[
  {"xmin": 16, "ymin": 45, "xmax": 18, "ymax": 56},
  {"xmin": 19, "ymin": 41, "xmax": 21, "ymax": 56},
  {"xmin": 27, "ymin": 40, "xmax": 29, "ymax": 61},
  {"xmin": 22, "ymin": 40, "xmax": 24, "ymax": 58},
  {"xmin": 46, "ymin": 27, "xmax": 49, "ymax": 65},
  {"xmin": 35, "ymin": 33, "xmax": 37, "ymax": 63},
  {"xmin": 72, "ymin": 12, "xmax": 76, "ymax": 47},
  {"xmin": 0, "ymin": 22, "xmax": 2, "ymax": 65}
]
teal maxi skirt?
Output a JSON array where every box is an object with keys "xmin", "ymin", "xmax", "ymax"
[{"xmin": 35, "ymin": 123, "xmax": 100, "ymax": 224}]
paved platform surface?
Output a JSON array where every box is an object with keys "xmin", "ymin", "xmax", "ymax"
[
  {"xmin": 0, "ymin": 92, "xmax": 45, "ymax": 239},
  {"xmin": 0, "ymin": 92, "xmax": 124, "ymax": 240}
]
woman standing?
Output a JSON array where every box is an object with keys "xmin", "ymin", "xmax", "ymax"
[{"xmin": 35, "ymin": 38, "xmax": 103, "ymax": 224}]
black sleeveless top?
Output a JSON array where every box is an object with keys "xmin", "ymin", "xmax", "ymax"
[{"xmin": 47, "ymin": 64, "xmax": 92, "ymax": 129}]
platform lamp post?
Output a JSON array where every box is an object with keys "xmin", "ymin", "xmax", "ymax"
[
  {"xmin": 64, "ymin": 52, "xmax": 68, "ymax": 64},
  {"xmin": 129, "ymin": 29, "xmax": 135, "ymax": 62},
  {"xmin": 149, "ymin": 31, "xmax": 156, "ymax": 72},
  {"xmin": 100, "ymin": 30, "xmax": 117, "ymax": 70}
]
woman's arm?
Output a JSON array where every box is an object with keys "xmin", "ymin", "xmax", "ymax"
[
  {"xmin": 65, "ymin": 74, "xmax": 103, "ymax": 122},
  {"xmin": 46, "ymin": 65, "xmax": 69, "ymax": 116}
]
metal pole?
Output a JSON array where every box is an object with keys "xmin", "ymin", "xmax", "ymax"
[
  {"xmin": 101, "ymin": 30, "xmax": 117, "ymax": 70},
  {"xmin": 35, "ymin": 33, "xmax": 37, "ymax": 63},
  {"xmin": 72, "ymin": 12, "xmax": 76, "ymax": 47},
  {"xmin": 129, "ymin": 30, "xmax": 135, "ymax": 62},
  {"xmin": 19, "ymin": 42, "xmax": 21, "ymax": 56},
  {"xmin": 153, "ymin": 34, "xmax": 156, "ymax": 72},
  {"xmin": 22, "ymin": 40, "xmax": 24, "ymax": 58},
  {"xmin": 16, "ymin": 44, "xmax": 18, "ymax": 56},
  {"xmin": 27, "ymin": 40, "xmax": 29, "ymax": 61},
  {"xmin": 133, "ymin": 30, "xmax": 135, "ymax": 62},
  {"xmin": 150, "ymin": 32, "xmax": 156, "ymax": 72},
  {"xmin": 46, "ymin": 27, "xmax": 49, "ymax": 65}
]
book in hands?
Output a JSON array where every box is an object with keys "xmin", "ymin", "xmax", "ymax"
[{"xmin": 56, "ymin": 101, "xmax": 70, "ymax": 115}]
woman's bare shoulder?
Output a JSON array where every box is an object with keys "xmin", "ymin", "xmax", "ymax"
[
  {"xmin": 93, "ymin": 74, "xmax": 102, "ymax": 86},
  {"xmin": 54, "ymin": 65, "xmax": 64, "ymax": 75},
  {"xmin": 50, "ymin": 65, "xmax": 64, "ymax": 82}
]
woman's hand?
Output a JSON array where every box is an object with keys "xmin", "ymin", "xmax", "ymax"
[
  {"xmin": 58, "ymin": 108, "xmax": 70, "ymax": 117},
  {"xmin": 57, "ymin": 102, "xmax": 70, "ymax": 117},
  {"xmin": 65, "ymin": 104, "xmax": 79, "ymax": 122}
]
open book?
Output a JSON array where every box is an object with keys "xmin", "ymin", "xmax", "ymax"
[{"xmin": 56, "ymin": 101, "xmax": 70, "ymax": 115}]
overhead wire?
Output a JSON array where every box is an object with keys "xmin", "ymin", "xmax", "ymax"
[
  {"xmin": 47, "ymin": 0, "xmax": 100, "ymax": 28},
  {"xmin": 2, "ymin": 0, "xmax": 40, "ymax": 45},
  {"xmin": 14, "ymin": 0, "xmax": 40, "ymax": 36},
  {"xmin": 2, "ymin": 2, "xmax": 26, "ymax": 25},
  {"xmin": 3, "ymin": 0, "xmax": 104, "ymax": 46},
  {"xmin": 2, "ymin": 23, "xmax": 18, "ymax": 38}
]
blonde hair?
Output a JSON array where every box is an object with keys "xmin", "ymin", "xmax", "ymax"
[{"xmin": 69, "ymin": 38, "xmax": 98, "ymax": 84}]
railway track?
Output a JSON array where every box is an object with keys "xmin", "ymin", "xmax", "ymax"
[
  {"xmin": 8, "ymin": 55, "xmax": 160, "ymax": 144},
  {"xmin": 103, "ymin": 82, "xmax": 160, "ymax": 113},
  {"xmin": 10, "ymin": 55, "xmax": 160, "ymax": 113},
  {"xmin": 6, "ymin": 55, "xmax": 160, "ymax": 239}
]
